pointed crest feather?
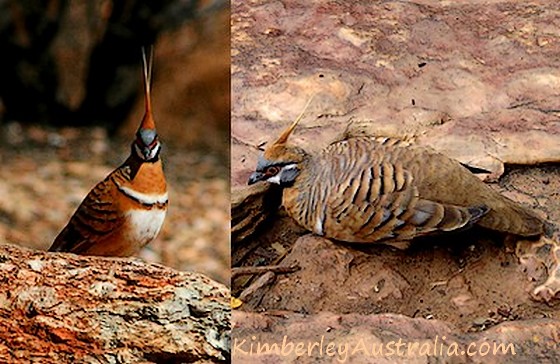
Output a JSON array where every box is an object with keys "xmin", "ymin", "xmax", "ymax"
[
  {"xmin": 273, "ymin": 95, "xmax": 315, "ymax": 146},
  {"xmin": 139, "ymin": 46, "xmax": 156, "ymax": 131}
]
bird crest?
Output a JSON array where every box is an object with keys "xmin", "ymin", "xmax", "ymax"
[
  {"xmin": 133, "ymin": 46, "xmax": 161, "ymax": 162},
  {"xmin": 139, "ymin": 46, "xmax": 156, "ymax": 132},
  {"xmin": 270, "ymin": 95, "xmax": 315, "ymax": 147}
]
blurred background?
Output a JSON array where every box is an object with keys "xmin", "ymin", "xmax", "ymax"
[{"xmin": 0, "ymin": 0, "xmax": 230, "ymax": 284}]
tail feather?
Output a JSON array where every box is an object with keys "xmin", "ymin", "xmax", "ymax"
[
  {"xmin": 437, "ymin": 204, "xmax": 488, "ymax": 232},
  {"xmin": 477, "ymin": 202, "xmax": 544, "ymax": 237}
]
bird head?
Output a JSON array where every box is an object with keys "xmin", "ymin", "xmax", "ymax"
[
  {"xmin": 248, "ymin": 100, "xmax": 312, "ymax": 187},
  {"xmin": 248, "ymin": 144, "xmax": 307, "ymax": 187},
  {"xmin": 132, "ymin": 47, "xmax": 161, "ymax": 162}
]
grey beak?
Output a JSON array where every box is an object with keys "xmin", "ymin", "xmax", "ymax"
[{"xmin": 248, "ymin": 171, "xmax": 265, "ymax": 185}]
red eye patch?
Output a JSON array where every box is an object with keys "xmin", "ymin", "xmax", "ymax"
[{"xmin": 265, "ymin": 166, "xmax": 280, "ymax": 176}]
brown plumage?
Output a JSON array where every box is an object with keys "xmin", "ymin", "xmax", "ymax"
[
  {"xmin": 49, "ymin": 47, "xmax": 168, "ymax": 256},
  {"xmin": 248, "ymin": 116, "xmax": 545, "ymax": 247}
]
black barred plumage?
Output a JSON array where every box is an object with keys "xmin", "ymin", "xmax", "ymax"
[
  {"xmin": 249, "ymin": 119, "xmax": 545, "ymax": 247},
  {"xmin": 279, "ymin": 138, "xmax": 487, "ymax": 243}
]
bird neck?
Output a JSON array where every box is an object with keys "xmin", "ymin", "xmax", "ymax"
[
  {"xmin": 118, "ymin": 154, "xmax": 166, "ymax": 192},
  {"xmin": 122, "ymin": 152, "xmax": 162, "ymax": 178}
]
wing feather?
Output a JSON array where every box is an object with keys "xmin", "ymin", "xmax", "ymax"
[{"xmin": 49, "ymin": 176, "xmax": 125, "ymax": 253}]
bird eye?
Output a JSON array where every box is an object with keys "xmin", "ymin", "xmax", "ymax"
[{"xmin": 265, "ymin": 166, "xmax": 280, "ymax": 176}]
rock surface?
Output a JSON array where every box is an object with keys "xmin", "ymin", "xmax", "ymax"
[
  {"xmin": 232, "ymin": 311, "xmax": 560, "ymax": 363},
  {"xmin": 231, "ymin": 0, "xmax": 560, "ymax": 186},
  {"xmin": 0, "ymin": 244, "xmax": 230, "ymax": 363},
  {"xmin": 232, "ymin": 183, "xmax": 281, "ymax": 247}
]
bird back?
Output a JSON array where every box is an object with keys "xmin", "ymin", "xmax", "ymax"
[{"xmin": 282, "ymin": 136, "xmax": 544, "ymax": 244}]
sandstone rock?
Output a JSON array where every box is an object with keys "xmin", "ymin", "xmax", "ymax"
[
  {"xmin": 0, "ymin": 244, "xmax": 230, "ymax": 363},
  {"xmin": 231, "ymin": 1, "xmax": 560, "ymax": 187}
]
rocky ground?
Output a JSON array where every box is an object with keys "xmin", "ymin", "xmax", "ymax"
[{"xmin": 232, "ymin": 0, "xmax": 560, "ymax": 362}]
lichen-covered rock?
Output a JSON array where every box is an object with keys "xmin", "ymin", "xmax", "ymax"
[{"xmin": 0, "ymin": 244, "xmax": 230, "ymax": 363}]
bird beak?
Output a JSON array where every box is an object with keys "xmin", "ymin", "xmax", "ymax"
[{"xmin": 248, "ymin": 171, "xmax": 265, "ymax": 185}]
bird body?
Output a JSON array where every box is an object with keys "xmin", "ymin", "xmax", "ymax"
[
  {"xmin": 248, "ymin": 115, "xmax": 545, "ymax": 246},
  {"xmin": 49, "ymin": 48, "xmax": 168, "ymax": 256}
]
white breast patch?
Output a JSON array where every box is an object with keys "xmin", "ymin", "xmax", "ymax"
[{"xmin": 126, "ymin": 209, "xmax": 166, "ymax": 246}]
